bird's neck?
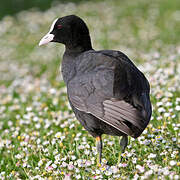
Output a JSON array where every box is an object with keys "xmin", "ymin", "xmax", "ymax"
[
  {"xmin": 62, "ymin": 35, "xmax": 93, "ymax": 83},
  {"xmin": 65, "ymin": 34, "xmax": 93, "ymax": 54}
]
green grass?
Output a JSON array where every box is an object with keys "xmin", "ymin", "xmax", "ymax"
[{"xmin": 0, "ymin": 0, "xmax": 179, "ymax": 179}]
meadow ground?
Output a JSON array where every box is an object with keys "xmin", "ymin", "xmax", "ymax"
[{"xmin": 0, "ymin": 0, "xmax": 179, "ymax": 179}]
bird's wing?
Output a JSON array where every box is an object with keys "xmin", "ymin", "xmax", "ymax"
[{"xmin": 67, "ymin": 52, "xmax": 151, "ymax": 138}]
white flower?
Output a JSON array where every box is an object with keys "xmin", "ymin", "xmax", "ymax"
[
  {"xmin": 157, "ymin": 102, "xmax": 163, "ymax": 106},
  {"xmin": 174, "ymin": 127, "xmax": 178, "ymax": 131},
  {"xmin": 68, "ymin": 164, "xmax": 74, "ymax": 170},
  {"xmin": 148, "ymin": 153, "xmax": 156, "ymax": 159},
  {"xmin": 42, "ymin": 141, "xmax": 49, "ymax": 146},
  {"xmin": 8, "ymin": 121, "xmax": 13, "ymax": 126},
  {"xmin": 64, "ymin": 174, "xmax": 72, "ymax": 180},
  {"xmin": 75, "ymin": 168, "xmax": 80, "ymax": 173},
  {"xmin": 35, "ymin": 123, "xmax": 41, "ymax": 129},
  {"xmin": 133, "ymin": 174, "xmax": 139, "ymax": 180},
  {"xmin": 113, "ymin": 174, "xmax": 120, "ymax": 178},
  {"xmin": 85, "ymin": 160, "xmax": 92, "ymax": 166},
  {"xmin": 37, "ymin": 138, "xmax": 41, "ymax": 144},
  {"xmin": 53, "ymin": 149, "xmax": 58, "ymax": 155},
  {"xmin": 62, "ymin": 162, "xmax": 67, "ymax": 167},
  {"xmin": 132, "ymin": 158, "xmax": 137, "ymax": 164},
  {"xmin": 176, "ymin": 98, "xmax": 180, "ymax": 102},
  {"xmin": 15, "ymin": 154, "xmax": 22, "ymax": 159},
  {"xmin": 55, "ymin": 154, "xmax": 60, "ymax": 161},
  {"xmin": 77, "ymin": 159, "xmax": 83, "ymax": 167},
  {"xmin": 51, "ymin": 139, "xmax": 56, "ymax": 145},
  {"xmin": 169, "ymin": 160, "xmax": 176, "ymax": 166},
  {"xmin": 127, "ymin": 152, "xmax": 133, "ymax": 157},
  {"xmin": 165, "ymin": 92, "xmax": 173, "ymax": 97},
  {"xmin": 164, "ymin": 112, "xmax": 170, "ymax": 117},
  {"xmin": 78, "ymin": 145, "xmax": 85, "ymax": 150},
  {"xmin": 71, "ymin": 155, "xmax": 76, "ymax": 160},
  {"xmin": 174, "ymin": 175, "xmax": 179, "ymax": 180},
  {"xmin": 76, "ymin": 174, "xmax": 81, "ymax": 179},
  {"xmin": 108, "ymin": 141, "xmax": 114, "ymax": 145},
  {"xmin": 163, "ymin": 169, "xmax": 169, "ymax": 175},
  {"xmin": 175, "ymin": 105, "xmax": 180, "ymax": 111},
  {"xmin": 55, "ymin": 132, "xmax": 61, "ymax": 138},
  {"xmin": 26, "ymin": 107, "xmax": 32, "ymax": 111},
  {"xmin": 96, "ymin": 169, "xmax": 100, "ymax": 174},
  {"xmin": 76, "ymin": 133, "xmax": 82, "ymax": 137},
  {"xmin": 38, "ymin": 160, "xmax": 43, "ymax": 167},
  {"xmin": 45, "ymin": 160, "xmax": 52, "ymax": 168},
  {"xmin": 143, "ymin": 129, "xmax": 147, "ymax": 134},
  {"xmin": 169, "ymin": 108, "xmax": 173, "ymax": 112},
  {"xmin": 165, "ymin": 102, "xmax": 172, "ymax": 106},
  {"xmin": 156, "ymin": 135, "xmax": 163, "ymax": 140},
  {"xmin": 102, "ymin": 158, "xmax": 107, "ymax": 164},
  {"xmin": 172, "ymin": 114, "xmax": 176, "ymax": 118},
  {"xmin": 136, "ymin": 165, "xmax": 145, "ymax": 173},
  {"xmin": 32, "ymin": 175, "xmax": 41, "ymax": 179},
  {"xmin": 23, "ymin": 162, "xmax": 27, "ymax": 167},
  {"xmin": 144, "ymin": 139, "xmax": 151, "ymax": 145},
  {"xmin": 84, "ymin": 149, "xmax": 90, "ymax": 155},
  {"xmin": 144, "ymin": 170, "xmax": 153, "ymax": 176},
  {"xmin": 157, "ymin": 116, "xmax": 163, "ymax": 120},
  {"xmin": 52, "ymin": 163, "xmax": 57, "ymax": 169},
  {"xmin": 60, "ymin": 136, "xmax": 65, "ymax": 141},
  {"xmin": 69, "ymin": 124, "xmax": 75, "ymax": 129},
  {"xmin": 105, "ymin": 170, "xmax": 112, "ymax": 176},
  {"xmin": 49, "ymin": 88, "xmax": 56, "ymax": 94},
  {"xmin": 158, "ymin": 107, "xmax": 165, "ymax": 113},
  {"xmin": 111, "ymin": 166, "xmax": 119, "ymax": 174},
  {"xmin": 33, "ymin": 116, "xmax": 39, "ymax": 122},
  {"xmin": 61, "ymin": 157, "xmax": 67, "ymax": 161},
  {"xmin": 85, "ymin": 144, "xmax": 90, "ymax": 148}
]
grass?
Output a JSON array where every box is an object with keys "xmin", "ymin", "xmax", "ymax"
[{"xmin": 0, "ymin": 0, "xmax": 179, "ymax": 179}]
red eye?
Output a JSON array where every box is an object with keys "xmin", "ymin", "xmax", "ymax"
[{"xmin": 57, "ymin": 24, "xmax": 62, "ymax": 29}]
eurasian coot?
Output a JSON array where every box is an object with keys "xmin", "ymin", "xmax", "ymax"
[{"xmin": 39, "ymin": 15, "xmax": 152, "ymax": 164}]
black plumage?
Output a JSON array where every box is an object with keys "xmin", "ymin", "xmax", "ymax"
[{"xmin": 39, "ymin": 15, "xmax": 152, "ymax": 164}]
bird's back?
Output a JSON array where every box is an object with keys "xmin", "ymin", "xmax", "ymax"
[{"xmin": 65, "ymin": 49, "xmax": 152, "ymax": 138}]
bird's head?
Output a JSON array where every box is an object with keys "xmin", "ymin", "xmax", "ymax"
[{"xmin": 39, "ymin": 15, "xmax": 92, "ymax": 50}]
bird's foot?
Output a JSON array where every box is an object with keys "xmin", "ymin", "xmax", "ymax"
[{"xmin": 118, "ymin": 135, "xmax": 128, "ymax": 164}]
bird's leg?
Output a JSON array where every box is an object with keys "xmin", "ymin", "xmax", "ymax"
[
  {"xmin": 118, "ymin": 135, "xmax": 128, "ymax": 163},
  {"xmin": 96, "ymin": 136, "xmax": 102, "ymax": 166},
  {"xmin": 120, "ymin": 135, "xmax": 128, "ymax": 152}
]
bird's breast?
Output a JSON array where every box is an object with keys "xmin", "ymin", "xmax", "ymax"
[{"xmin": 61, "ymin": 55, "xmax": 76, "ymax": 83}]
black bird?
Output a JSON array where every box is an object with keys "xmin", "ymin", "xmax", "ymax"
[{"xmin": 39, "ymin": 15, "xmax": 152, "ymax": 164}]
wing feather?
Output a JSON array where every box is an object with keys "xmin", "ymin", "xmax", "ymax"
[{"xmin": 103, "ymin": 100, "xmax": 145, "ymax": 129}]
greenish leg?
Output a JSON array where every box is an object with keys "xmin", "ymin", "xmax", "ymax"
[
  {"xmin": 118, "ymin": 135, "xmax": 128, "ymax": 164},
  {"xmin": 96, "ymin": 136, "xmax": 102, "ymax": 166}
]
